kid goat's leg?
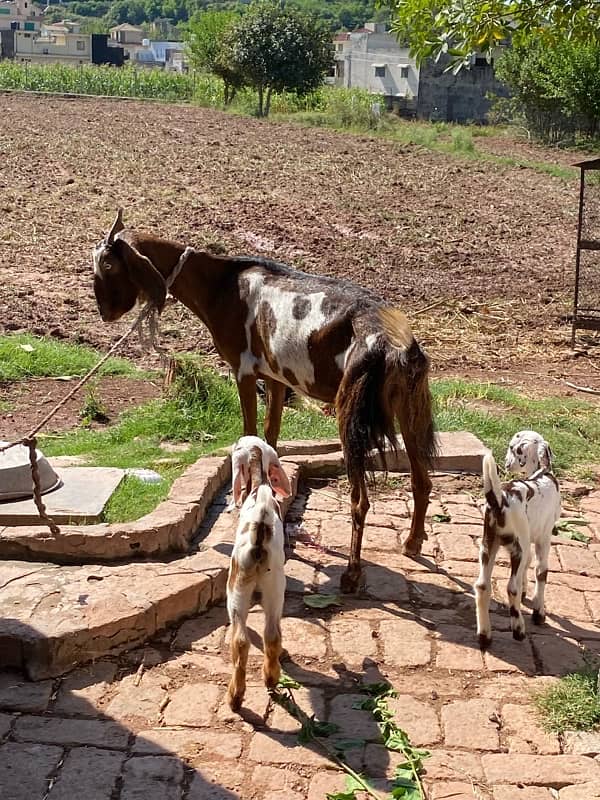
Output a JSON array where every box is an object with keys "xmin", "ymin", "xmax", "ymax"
[
  {"xmin": 263, "ymin": 378, "xmax": 287, "ymax": 448},
  {"xmin": 475, "ymin": 533, "xmax": 500, "ymax": 649},
  {"xmin": 260, "ymin": 569, "xmax": 285, "ymax": 688},
  {"xmin": 532, "ymin": 538, "xmax": 550, "ymax": 625},
  {"xmin": 227, "ymin": 565, "xmax": 254, "ymax": 712},
  {"xmin": 507, "ymin": 529, "xmax": 530, "ymax": 641}
]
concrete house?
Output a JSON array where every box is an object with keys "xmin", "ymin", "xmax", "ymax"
[
  {"xmin": 0, "ymin": 0, "xmax": 42, "ymax": 31},
  {"xmin": 333, "ymin": 23, "xmax": 418, "ymax": 111},
  {"xmin": 332, "ymin": 23, "xmax": 508, "ymax": 123}
]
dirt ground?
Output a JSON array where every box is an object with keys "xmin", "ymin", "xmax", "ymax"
[{"xmin": 1, "ymin": 92, "xmax": 599, "ymax": 438}]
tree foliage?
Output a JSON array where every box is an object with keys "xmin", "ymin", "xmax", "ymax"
[
  {"xmin": 380, "ymin": 0, "xmax": 600, "ymax": 68},
  {"xmin": 227, "ymin": 1, "xmax": 333, "ymax": 116},
  {"xmin": 494, "ymin": 37, "xmax": 600, "ymax": 142}
]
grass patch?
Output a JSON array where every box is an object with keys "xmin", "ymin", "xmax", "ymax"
[
  {"xmin": 535, "ymin": 668, "xmax": 600, "ymax": 733},
  {"xmin": 39, "ymin": 355, "xmax": 338, "ymax": 522},
  {"xmin": 431, "ymin": 378, "xmax": 600, "ymax": 478},
  {"xmin": 0, "ymin": 334, "xmax": 136, "ymax": 381}
]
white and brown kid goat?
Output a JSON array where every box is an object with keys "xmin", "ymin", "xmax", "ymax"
[
  {"xmin": 227, "ymin": 436, "xmax": 291, "ymax": 712},
  {"xmin": 475, "ymin": 431, "xmax": 560, "ymax": 648},
  {"xmin": 93, "ymin": 210, "xmax": 436, "ymax": 593}
]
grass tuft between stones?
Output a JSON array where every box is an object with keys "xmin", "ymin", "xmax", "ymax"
[{"xmin": 534, "ymin": 667, "xmax": 600, "ymax": 733}]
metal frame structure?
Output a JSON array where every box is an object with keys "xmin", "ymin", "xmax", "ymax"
[{"xmin": 572, "ymin": 157, "xmax": 600, "ymax": 347}]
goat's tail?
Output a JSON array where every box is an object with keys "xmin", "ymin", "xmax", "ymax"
[
  {"xmin": 237, "ymin": 520, "xmax": 270, "ymax": 571},
  {"xmin": 482, "ymin": 452, "xmax": 503, "ymax": 511},
  {"xmin": 336, "ymin": 307, "xmax": 436, "ymax": 483}
]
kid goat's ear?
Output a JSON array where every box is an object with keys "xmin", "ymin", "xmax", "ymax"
[
  {"xmin": 268, "ymin": 457, "xmax": 291, "ymax": 498},
  {"xmin": 538, "ymin": 442, "xmax": 553, "ymax": 470},
  {"xmin": 232, "ymin": 451, "xmax": 250, "ymax": 507}
]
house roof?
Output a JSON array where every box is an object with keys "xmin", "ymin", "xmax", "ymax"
[
  {"xmin": 333, "ymin": 32, "xmax": 350, "ymax": 42},
  {"xmin": 110, "ymin": 23, "xmax": 143, "ymax": 32}
]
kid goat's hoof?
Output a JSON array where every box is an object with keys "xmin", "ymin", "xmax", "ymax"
[
  {"xmin": 478, "ymin": 633, "xmax": 492, "ymax": 650},
  {"xmin": 512, "ymin": 628, "xmax": 526, "ymax": 642},
  {"xmin": 532, "ymin": 609, "xmax": 545, "ymax": 625}
]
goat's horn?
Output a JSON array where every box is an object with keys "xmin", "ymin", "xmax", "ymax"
[{"xmin": 106, "ymin": 208, "xmax": 124, "ymax": 245}]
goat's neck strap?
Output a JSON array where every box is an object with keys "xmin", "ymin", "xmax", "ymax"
[{"xmin": 166, "ymin": 246, "xmax": 193, "ymax": 291}]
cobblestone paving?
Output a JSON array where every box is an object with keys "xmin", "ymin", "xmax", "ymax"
[{"xmin": 2, "ymin": 473, "xmax": 600, "ymax": 800}]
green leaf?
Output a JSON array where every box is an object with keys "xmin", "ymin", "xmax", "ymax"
[
  {"xmin": 333, "ymin": 738, "xmax": 367, "ymax": 751},
  {"xmin": 326, "ymin": 793, "xmax": 357, "ymax": 800},
  {"xmin": 277, "ymin": 672, "xmax": 301, "ymax": 689},
  {"xmin": 303, "ymin": 593, "xmax": 342, "ymax": 608},
  {"xmin": 432, "ymin": 513, "xmax": 451, "ymax": 523}
]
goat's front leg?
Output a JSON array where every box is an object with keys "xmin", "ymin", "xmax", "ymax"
[
  {"xmin": 263, "ymin": 378, "xmax": 287, "ymax": 448},
  {"xmin": 237, "ymin": 375, "xmax": 258, "ymax": 436},
  {"xmin": 340, "ymin": 471, "xmax": 370, "ymax": 594},
  {"xmin": 532, "ymin": 538, "xmax": 550, "ymax": 625},
  {"xmin": 226, "ymin": 566, "xmax": 254, "ymax": 712},
  {"xmin": 260, "ymin": 569, "xmax": 285, "ymax": 689},
  {"xmin": 474, "ymin": 535, "xmax": 499, "ymax": 649}
]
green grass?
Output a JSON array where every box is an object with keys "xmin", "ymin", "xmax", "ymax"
[
  {"xmin": 38, "ymin": 355, "xmax": 338, "ymax": 522},
  {"xmin": 432, "ymin": 379, "xmax": 600, "ymax": 479},
  {"xmin": 535, "ymin": 668, "xmax": 600, "ymax": 733},
  {"xmin": 0, "ymin": 334, "xmax": 136, "ymax": 381}
]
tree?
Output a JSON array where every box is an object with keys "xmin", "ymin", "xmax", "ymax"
[
  {"xmin": 381, "ymin": 0, "xmax": 600, "ymax": 68},
  {"xmin": 495, "ymin": 37, "xmax": 600, "ymax": 141},
  {"xmin": 184, "ymin": 10, "xmax": 244, "ymax": 104},
  {"xmin": 228, "ymin": 0, "xmax": 332, "ymax": 116}
]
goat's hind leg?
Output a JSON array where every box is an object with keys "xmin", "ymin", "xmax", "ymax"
[
  {"xmin": 532, "ymin": 538, "xmax": 550, "ymax": 625},
  {"xmin": 227, "ymin": 568, "xmax": 254, "ymax": 712},
  {"xmin": 260, "ymin": 569, "xmax": 285, "ymax": 689},
  {"xmin": 340, "ymin": 471, "xmax": 370, "ymax": 594},
  {"xmin": 399, "ymin": 426, "xmax": 432, "ymax": 557},
  {"xmin": 237, "ymin": 374, "xmax": 258, "ymax": 436},
  {"xmin": 507, "ymin": 531, "xmax": 529, "ymax": 641},
  {"xmin": 475, "ymin": 535, "xmax": 499, "ymax": 649},
  {"xmin": 263, "ymin": 378, "xmax": 287, "ymax": 448}
]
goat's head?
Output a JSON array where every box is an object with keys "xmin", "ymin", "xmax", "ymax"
[
  {"xmin": 232, "ymin": 435, "xmax": 292, "ymax": 508},
  {"xmin": 93, "ymin": 209, "xmax": 167, "ymax": 322},
  {"xmin": 505, "ymin": 430, "xmax": 553, "ymax": 476}
]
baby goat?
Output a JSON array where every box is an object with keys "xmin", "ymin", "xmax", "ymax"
[
  {"xmin": 227, "ymin": 436, "xmax": 291, "ymax": 712},
  {"xmin": 475, "ymin": 436, "xmax": 560, "ymax": 648}
]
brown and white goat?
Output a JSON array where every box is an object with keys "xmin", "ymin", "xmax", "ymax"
[
  {"xmin": 475, "ymin": 443, "xmax": 560, "ymax": 648},
  {"xmin": 227, "ymin": 436, "xmax": 291, "ymax": 711},
  {"xmin": 93, "ymin": 210, "xmax": 436, "ymax": 592}
]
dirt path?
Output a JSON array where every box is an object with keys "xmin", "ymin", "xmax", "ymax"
[{"xmin": 2, "ymin": 474, "xmax": 600, "ymax": 799}]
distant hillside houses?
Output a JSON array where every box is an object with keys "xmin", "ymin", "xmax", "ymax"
[
  {"xmin": 0, "ymin": 0, "xmax": 185, "ymax": 70},
  {"xmin": 332, "ymin": 22, "xmax": 508, "ymax": 123}
]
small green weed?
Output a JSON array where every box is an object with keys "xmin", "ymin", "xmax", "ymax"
[
  {"xmin": 79, "ymin": 384, "xmax": 109, "ymax": 427},
  {"xmin": 451, "ymin": 128, "xmax": 475, "ymax": 152},
  {"xmin": 535, "ymin": 668, "xmax": 600, "ymax": 733}
]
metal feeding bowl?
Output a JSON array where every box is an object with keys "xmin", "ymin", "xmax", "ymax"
[{"xmin": 0, "ymin": 441, "xmax": 62, "ymax": 502}]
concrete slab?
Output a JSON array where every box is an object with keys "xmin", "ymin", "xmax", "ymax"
[{"xmin": 0, "ymin": 467, "xmax": 125, "ymax": 526}]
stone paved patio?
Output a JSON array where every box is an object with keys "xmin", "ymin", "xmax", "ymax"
[{"xmin": 2, "ymin": 472, "xmax": 600, "ymax": 799}]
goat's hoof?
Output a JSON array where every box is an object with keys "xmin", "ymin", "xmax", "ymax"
[
  {"xmin": 532, "ymin": 609, "xmax": 545, "ymax": 625},
  {"xmin": 340, "ymin": 568, "xmax": 361, "ymax": 594},
  {"xmin": 512, "ymin": 628, "xmax": 526, "ymax": 642},
  {"xmin": 402, "ymin": 539, "xmax": 423, "ymax": 558},
  {"xmin": 478, "ymin": 633, "xmax": 492, "ymax": 650}
]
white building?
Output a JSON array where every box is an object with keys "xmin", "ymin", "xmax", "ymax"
[{"xmin": 333, "ymin": 23, "xmax": 419, "ymax": 103}]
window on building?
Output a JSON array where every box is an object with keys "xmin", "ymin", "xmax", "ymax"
[
  {"xmin": 336, "ymin": 43, "xmax": 343, "ymax": 52},
  {"xmin": 374, "ymin": 65, "xmax": 386, "ymax": 77},
  {"xmin": 42, "ymin": 47, "xmax": 48, "ymax": 54},
  {"xmin": 400, "ymin": 66, "xmax": 409, "ymax": 79},
  {"xmin": 76, "ymin": 40, "xmax": 85, "ymax": 51}
]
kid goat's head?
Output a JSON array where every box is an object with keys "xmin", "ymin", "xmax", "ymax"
[{"xmin": 92, "ymin": 209, "xmax": 167, "ymax": 322}]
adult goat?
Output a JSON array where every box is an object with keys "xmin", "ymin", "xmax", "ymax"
[{"xmin": 92, "ymin": 210, "xmax": 436, "ymax": 592}]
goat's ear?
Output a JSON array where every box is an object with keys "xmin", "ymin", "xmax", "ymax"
[
  {"xmin": 268, "ymin": 458, "xmax": 291, "ymax": 498},
  {"xmin": 232, "ymin": 453, "xmax": 249, "ymax": 508},
  {"xmin": 113, "ymin": 238, "xmax": 167, "ymax": 312},
  {"xmin": 106, "ymin": 208, "xmax": 125, "ymax": 245},
  {"xmin": 538, "ymin": 442, "xmax": 553, "ymax": 469}
]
